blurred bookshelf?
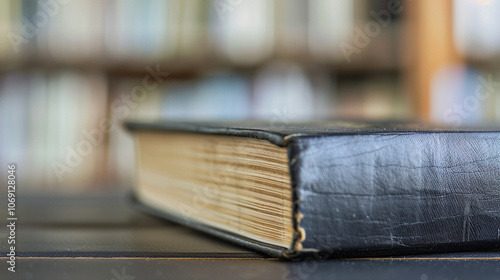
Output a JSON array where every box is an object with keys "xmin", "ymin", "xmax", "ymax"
[{"xmin": 1, "ymin": 0, "xmax": 498, "ymax": 192}]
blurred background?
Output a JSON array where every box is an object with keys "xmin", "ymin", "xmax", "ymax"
[{"xmin": 0, "ymin": 0, "xmax": 499, "ymax": 193}]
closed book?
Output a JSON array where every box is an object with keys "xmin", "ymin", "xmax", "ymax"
[{"xmin": 126, "ymin": 120, "xmax": 500, "ymax": 259}]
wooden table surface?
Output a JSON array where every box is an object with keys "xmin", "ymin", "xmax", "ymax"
[{"xmin": 0, "ymin": 192, "xmax": 499, "ymax": 280}]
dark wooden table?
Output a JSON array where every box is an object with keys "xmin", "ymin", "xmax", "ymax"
[{"xmin": 1, "ymin": 192, "xmax": 499, "ymax": 280}]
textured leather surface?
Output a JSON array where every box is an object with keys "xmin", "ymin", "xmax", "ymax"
[
  {"xmin": 126, "ymin": 120, "xmax": 500, "ymax": 258},
  {"xmin": 290, "ymin": 132, "xmax": 500, "ymax": 257},
  {"xmin": 126, "ymin": 119, "xmax": 500, "ymax": 146}
]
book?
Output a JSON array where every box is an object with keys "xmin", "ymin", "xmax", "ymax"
[
  {"xmin": 210, "ymin": 0, "xmax": 274, "ymax": 65},
  {"xmin": 252, "ymin": 62, "xmax": 315, "ymax": 120},
  {"xmin": 105, "ymin": 0, "xmax": 179, "ymax": 63},
  {"xmin": 39, "ymin": 71, "xmax": 107, "ymax": 189},
  {"xmin": 38, "ymin": 0, "xmax": 105, "ymax": 63},
  {"xmin": 126, "ymin": 120, "xmax": 500, "ymax": 259},
  {"xmin": 430, "ymin": 66, "xmax": 495, "ymax": 125},
  {"xmin": 308, "ymin": 0, "xmax": 353, "ymax": 61},
  {"xmin": 274, "ymin": 0, "xmax": 308, "ymax": 58},
  {"xmin": 0, "ymin": 0, "xmax": 21, "ymax": 61},
  {"xmin": 453, "ymin": 0, "xmax": 500, "ymax": 60}
]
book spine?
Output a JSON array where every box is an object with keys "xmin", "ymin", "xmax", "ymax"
[{"xmin": 288, "ymin": 132, "xmax": 500, "ymax": 256}]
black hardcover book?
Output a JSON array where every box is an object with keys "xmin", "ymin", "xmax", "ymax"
[{"xmin": 126, "ymin": 120, "xmax": 500, "ymax": 259}]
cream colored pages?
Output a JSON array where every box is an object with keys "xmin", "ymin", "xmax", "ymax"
[{"xmin": 135, "ymin": 131, "xmax": 294, "ymax": 248}]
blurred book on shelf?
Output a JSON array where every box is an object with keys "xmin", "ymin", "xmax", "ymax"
[
  {"xmin": 308, "ymin": 0, "xmax": 353, "ymax": 62},
  {"xmin": 37, "ymin": 0, "xmax": 105, "ymax": 63},
  {"xmin": 253, "ymin": 62, "xmax": 316, "ymax": 119},
  {"xmin": 0, "ymin": 1, "xmax": 21, "ymax": 63},
  {"xmin": 453, "ymin": 0, "xmax": 500, "ymax": 62},
  {"xmin": 210, "ymin": 0, "xmax": 275, "ymax": 65},
  {"xmin": 0, "ymin": 71, "xmax": 108, "ymax": 192},
  {"xmin": 336, "ymin": 73, "xmax": 408, "ymax": 120},
  {"xmin": 105, "ymin": 0, "xmax": 180, "ymax": 63}
]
